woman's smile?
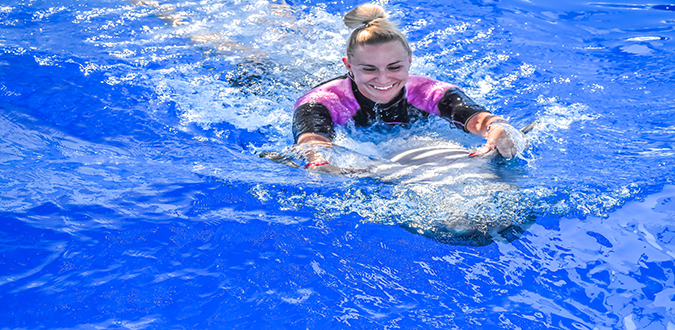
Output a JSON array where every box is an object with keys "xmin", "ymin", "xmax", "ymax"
[{"xmin": 372, "ymin": 84, "xmax": 394, "ymax": 90}]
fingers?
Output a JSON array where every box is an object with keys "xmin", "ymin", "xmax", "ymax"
[
  {"xmin": 495, "ymin": 136, "xmax": 518, "ymax": 158},
  {"xmin": 468, "ymin": 144, "xmax": 493, "ymax": 157},
  {"xmin": 497, "ymin": 145, "xmax": 517, "ymax": 158},
  {"xmin": 472, "ymin": 124, "xmax": 526, "ymax": 159}
]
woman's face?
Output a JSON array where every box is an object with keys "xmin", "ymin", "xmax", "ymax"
[{"xmin": 343, "ymin": 41, "xmax": 411, "ymax": 104}]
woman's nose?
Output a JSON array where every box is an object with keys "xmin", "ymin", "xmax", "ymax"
[{"xmin": 375, "ymin": 70, "xmax": 390, "ymax": 82}]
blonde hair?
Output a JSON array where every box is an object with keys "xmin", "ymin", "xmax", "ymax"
[{"xmin": 343, "ymin": 3, "xmax": 411, "ymax": 58}]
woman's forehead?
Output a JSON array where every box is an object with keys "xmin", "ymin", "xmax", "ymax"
[{"xmin": 350, "ymin": 41, "xmax": 410, "ymax": 65}]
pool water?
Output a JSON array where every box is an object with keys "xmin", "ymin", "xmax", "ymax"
[{"xmin": 1, "ymin": 0, "xmax": 675, "ymax": 328}]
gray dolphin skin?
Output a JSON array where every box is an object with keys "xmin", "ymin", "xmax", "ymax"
[
  {"xmin": 386, "ymin": 120, "xmax": 538, "ymax": 167},
  {"xmin": 368, "ymin": 143, "xmax": 499, "ymax": 183},
  {"xmin": 391, "ymin": 145, "xmax": 480, "ymax": 165},
  {"xmin": 261, "ymin": 121, "xmax": 538, "ymax": 246},
  {"xmin": 367, "ymin": 122, "xmax": 537, "ymax": 246}
]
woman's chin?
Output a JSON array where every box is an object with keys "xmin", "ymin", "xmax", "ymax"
[{"xmin": 367, "ymin": 89, "xmax": 399, "ymax": 104}]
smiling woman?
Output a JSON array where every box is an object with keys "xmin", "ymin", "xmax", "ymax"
[{"xmin": 291, "ymin": 2, "xmax": 528, "ymax": 174}]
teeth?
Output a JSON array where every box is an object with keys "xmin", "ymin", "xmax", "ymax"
[{"xmin": 373, "ymin": 84, "xmax": 393, "ymax": 90}]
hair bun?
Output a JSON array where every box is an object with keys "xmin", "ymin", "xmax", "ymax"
[
  {"xmin": 343, "ymin": 3, "xmax": 388, "ymax": 29},
  {"xmin": 342, "ymin": 3, "xmax": 411, "ymax": 58}
]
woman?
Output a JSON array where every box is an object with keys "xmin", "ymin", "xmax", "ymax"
[{"xmin": 292, "ymin": 3, "xmax": 525, "ymax": 172}]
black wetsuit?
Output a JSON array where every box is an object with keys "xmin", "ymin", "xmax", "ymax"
[{"xmin": 292, "ymin": 74, "xmax": 489, "ymax": 142}]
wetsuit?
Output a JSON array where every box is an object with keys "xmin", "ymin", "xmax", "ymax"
[{"xmin": 292, "ymin": 74, "xmax": 490, "ymax": 142}]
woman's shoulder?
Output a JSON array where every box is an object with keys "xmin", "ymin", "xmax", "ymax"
[
  {"xmin": 292, "ymin": 75, "xmax": 360, "ymax": 125},
  {"xmin": 405, "ymin": 75, "xmax": 460, "ymax": 115},
  {"xmin": 293, "ymin": 75, "xmax": 354, "ymax": 108}
]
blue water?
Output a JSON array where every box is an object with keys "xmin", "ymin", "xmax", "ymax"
[{"xmin": 1, "ymin": 0, "xmax": 675, "ymax": 328}]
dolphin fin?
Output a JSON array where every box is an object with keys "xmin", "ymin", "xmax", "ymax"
[{"xmin": 259, "ymin": 151, "xmax": 300, "ymax": 168}]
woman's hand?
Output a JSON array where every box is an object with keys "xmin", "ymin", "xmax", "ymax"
[
  {"xmin": 294, "ymin": 133, "xmax": 333, "ymax": 163},
  {"xmin": 469, "ymin": 123, "xmax": 525, "ymax": 158},
  {"xmin": 466, "ymin": 113, "xmax": 527, "ymax": 158},
  {"xmin": 294, "ymin": 133, "xmax": 367, "ymax": 174}
]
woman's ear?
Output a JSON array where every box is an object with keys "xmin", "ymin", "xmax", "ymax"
[{"xmin": 342, "ymin": 56, "xmax": 351, "ymax": 70}]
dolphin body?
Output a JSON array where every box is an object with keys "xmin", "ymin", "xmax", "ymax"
[
  {"xmin": 365, "ymin": 142, "xmax": 501, "ymax": 183},
  {"xmin": 260, "ymin": 121, "xmax": 537, "ymax": 246}
]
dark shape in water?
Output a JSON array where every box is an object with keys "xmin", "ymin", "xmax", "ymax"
[
  {"xmin": 653, "ymin": 5, "xmax": 675, "ymax": 11},
  {"xmin": 400, "ymin": 216, "xmax": 533, "ymax": 247},
  {"xmin": 259, "ymin": 151, "xmax": 300, "ymax": 168}
]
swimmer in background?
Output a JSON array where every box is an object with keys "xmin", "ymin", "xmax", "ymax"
[{"xmin": 293, "ymin": 3, "xmax": 527, "ymax": 173}]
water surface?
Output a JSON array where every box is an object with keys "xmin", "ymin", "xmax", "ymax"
[{"xmin": 1, "ymin": 0, "xmax": 675, "ymax": 328}]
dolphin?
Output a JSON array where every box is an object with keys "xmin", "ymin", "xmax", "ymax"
[
  {"xmin": 368, "ymin": 121, "xmax": 537, "ymax": 246},
  {"xmin": 260, "ymin": 121, "xmax": 538, "ymax": 246}
]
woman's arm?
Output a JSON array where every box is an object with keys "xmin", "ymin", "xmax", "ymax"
[{"xmin": 292, "ymin": 102, "xmax": 343, "ymax": 172}]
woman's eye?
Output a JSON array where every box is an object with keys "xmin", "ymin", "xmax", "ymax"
[
  {"xmin": 389, "ymin": 66, "xmax": 402, "ymax": 71},
  {"xmin": 362, "ymin": 68, "xmax": 376, "ymax": 72}
]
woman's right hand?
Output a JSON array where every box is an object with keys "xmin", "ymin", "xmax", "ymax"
[
  {"xmin": 295, "ymin": 133, "xmax": 334, "ymax": 162},
  {"xmin": 295, "ymin": 133, "xmax": 367, "ymax": 174}
]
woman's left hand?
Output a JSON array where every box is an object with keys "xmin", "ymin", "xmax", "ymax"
[{"xmin": 469, "ymin": 122, "xmax": 527, "ymax": 158}]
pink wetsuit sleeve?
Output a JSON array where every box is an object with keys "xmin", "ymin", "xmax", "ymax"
[
  {"xmin": 405, "ymin": 75, "xmax": 458, "ymax": 116},
  {"xmin": 293, "ymin": 78, "xmax": 359, "ymax": 126}
]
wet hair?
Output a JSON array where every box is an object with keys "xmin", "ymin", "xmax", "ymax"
[{"xmin": 343, "ymin": 3, "xmax": 411, "ymax": 58}]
